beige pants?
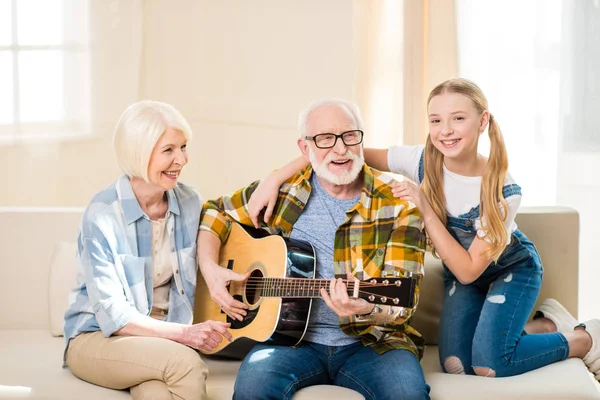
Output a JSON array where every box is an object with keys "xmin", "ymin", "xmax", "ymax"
[{"xmin": 66, "ymin": 331, "xmax": 208, "ymax": 400}]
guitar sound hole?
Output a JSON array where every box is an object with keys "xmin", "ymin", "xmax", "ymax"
[{"xmin": 245, "ymin": 269, "xmax": 264, "ymax": 306}]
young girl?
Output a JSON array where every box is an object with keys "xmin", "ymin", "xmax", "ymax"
[{"xmin": 247, "ymin": 78, "xmax": 599, "ymax": 379}]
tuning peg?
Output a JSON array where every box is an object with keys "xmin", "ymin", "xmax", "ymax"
[
  {"xmin": 368, "ymin": 295, "xmax": 375, "ymax": 302},
  {"xmin": 393, "ymin": 298, "xmax": 399, "ymax": 304},
  {"xmin": 393, "ymin": 270, "xmax": 400, "ymax": 277},
  {"xmin": 381, "ymin": 297, "xmax": 387, "ymax": 303},
  {"xmin": 383, "ymin": 280, "xmax": 389, "ymax": 285},
  {"xmin": 381, "ymin": 271, "xmax": 388, "ymax": 278},
  {"xmin": 388, "ymin": 308, "xmax": 395, "ymax": 315}
]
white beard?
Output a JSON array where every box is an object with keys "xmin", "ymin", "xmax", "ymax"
[{"xmin": 308, "ymin": 146, "xmax": 364, "ymax": 186}]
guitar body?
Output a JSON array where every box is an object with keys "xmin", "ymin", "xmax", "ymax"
[{"xmin": 193, "ymin": 222, "xmax": 316, "ymax": 358}]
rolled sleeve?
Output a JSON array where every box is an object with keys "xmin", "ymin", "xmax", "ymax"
[
  {"xmin": 382, "ymin": 203, "xmax": 426, "ymax": 323},
  {"xmin": 81, "ymin": 236, "xmax": 138, "ymax": 337},
  {"xmin": 199, "ymin": 181, "xmax": 263, "ymax": 239},
  {"xmin": 340, "ymin": 203, "xmax": 426, "ymax": 344},
  {"xmin": 199, "ymin": 202, "xmax": 233, "ymax": 243}
]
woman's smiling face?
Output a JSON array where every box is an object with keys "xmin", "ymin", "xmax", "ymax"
[{"xmin": 146, "ymin": 126, "xmax": 188, "ymax": 191}]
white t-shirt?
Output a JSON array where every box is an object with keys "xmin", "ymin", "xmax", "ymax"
[{"xmin": 387, "ymin": 145, "xmax": 520, "ymax": 241}]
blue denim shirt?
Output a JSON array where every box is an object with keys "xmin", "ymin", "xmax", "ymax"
[{"xmin": 63, "ymin": 175, "xmax": 201, "ymax": 352}]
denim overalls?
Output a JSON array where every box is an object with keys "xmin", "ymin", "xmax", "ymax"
[{"xmin": 417, "ymin": 159, "xmax": 570, "ymax": 377}]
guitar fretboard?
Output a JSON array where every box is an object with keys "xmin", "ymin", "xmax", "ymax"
[{"xmin": 257, "ymin": 278, "xmax": 356, "ymax": 298}]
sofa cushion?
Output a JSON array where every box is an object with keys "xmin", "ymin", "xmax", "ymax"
[
  {"xmin": 2, "ymin": 330, "xmax": 598, "ymax": 400},
  {"xmin": 420, "ymin": 346, "xmax": 600, "ymax": 399},
  {"xmin": 48, "ymin": 241, "xmax": 78, "ymax": 337},
  {"xmin": 0, "ymin": 331, "xmax": 365, "ymax": 399}
]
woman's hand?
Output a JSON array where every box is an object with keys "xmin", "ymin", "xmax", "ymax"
[
  {"xmin": 391, "ymin": 180, "xmax": 431, "ymax": 214},
  {"xmin": 248, "ymin": 172, "xmax": 281, "ymax": 228},
  {"xmin": 202, "ymin": 261, "xmax": 250, "ymax": 321},
  {"xmin": 181, "ymin": 320, "xmax": 233, "ymax": 352}
]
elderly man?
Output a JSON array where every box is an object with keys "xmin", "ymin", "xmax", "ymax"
[{"xmin": 197, "ymin": 98, "xmax": 430, "ymax": 399}]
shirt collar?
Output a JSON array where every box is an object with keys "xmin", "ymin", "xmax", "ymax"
[
  {"xmin": 351, "ymin": 164, "xmax": 375, "ymax": 221},
  {"xmin": 297, "ymin": 164, "xmax": 376, "ymax": 222},
  {"xmin": 117, "ymin": 175, "xmax": 180, "ymax": 225}
]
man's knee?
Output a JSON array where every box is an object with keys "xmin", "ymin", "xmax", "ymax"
[{"xmin": 234, "ymin": 373, "xmax": 286, "ymax": 400}]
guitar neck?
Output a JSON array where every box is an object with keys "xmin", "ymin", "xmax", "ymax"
[{"xmin": 253, "ymin": 277, "xmax": 355, "ymax": 298}]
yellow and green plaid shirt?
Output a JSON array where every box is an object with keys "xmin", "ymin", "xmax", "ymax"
[{"xmin": 200, "ymin": 165, "xmax": 427, "ymax": 358}]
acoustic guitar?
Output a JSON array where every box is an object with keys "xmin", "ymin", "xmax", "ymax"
[{"xmin": 193, "ymin": 222, "xmax": 416, "ymax": 358}]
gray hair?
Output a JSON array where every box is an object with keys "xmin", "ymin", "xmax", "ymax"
[
  {"xmin": 112, "ymin": 100, "xmax": 193, "ymax": 182},
  {"xmin": 297, "ymin": 98, "xmax": 363, "ymax": 138}
]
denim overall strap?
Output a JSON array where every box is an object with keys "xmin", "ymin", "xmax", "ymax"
[{"xmin": 418, "ymin": 150, "xmax": 425, "ymax": 184}]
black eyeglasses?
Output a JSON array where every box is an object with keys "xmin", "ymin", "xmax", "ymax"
[{"xmin": 304, "ymin": 130, "xmax": 364, "ymax": 149}]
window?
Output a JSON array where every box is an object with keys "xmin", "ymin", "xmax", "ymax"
[
  {"xmin": 456, "ymin": 0, "xmax": 563, "ymax": 207},
  {"xmin": 561, "ymin": 0, "xmax": 600, "ymax": 152},
  {"xmin": 0, "ymin": 0, "xmax": 90, "ymax": 143}
]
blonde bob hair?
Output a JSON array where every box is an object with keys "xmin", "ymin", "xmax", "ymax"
[
  {"xmin": 112, "ymin": 100, "xmax": 193, "ymax": 182},
  {"xmin": 421, "ymin": 78, "xmax": 509, "ymax": 261}
]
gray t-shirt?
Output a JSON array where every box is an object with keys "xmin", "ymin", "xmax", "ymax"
[{"xmin": 290, "ymin": 175, "xmax": 361, "ymax": 346}]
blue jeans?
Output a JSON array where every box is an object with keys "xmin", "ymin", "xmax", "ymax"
[
  {"xmin": 438, "ymin": 243, "xmax": 570, "ymax": 377},
  {"xmin": 233, "ymin": 341, "xmax": 430, "ymax": 400}
]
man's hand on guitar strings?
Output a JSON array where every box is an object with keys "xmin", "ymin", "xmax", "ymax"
[
  {"xmin": 181, "ymin": 320, "xmax": 233, "ymax": 352},
  {"xmin": 320, "ymin": 273, "xmax": 374, "ymax": 317},
  {"xmin": 204, "ymin": 262, "xmax": 250, "ymax": 321}
]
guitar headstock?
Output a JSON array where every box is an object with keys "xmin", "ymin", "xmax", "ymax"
[{"xmin": 356, "ymin": 277, "xmax": 416, "ymax": 308}]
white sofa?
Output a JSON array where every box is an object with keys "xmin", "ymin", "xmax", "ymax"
[{"xmin": 1, "ymin": 206, "xmax": 599, "ymax": 400}]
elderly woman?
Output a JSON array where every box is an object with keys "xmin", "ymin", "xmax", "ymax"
[{"xmin": 63, "ymin": 101, "xmax": 230, "ymax": 400}]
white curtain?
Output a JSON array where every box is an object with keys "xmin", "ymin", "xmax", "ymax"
[{"xmin": 456, "ymin": 0, "xmax": 600, "ymax": 320}]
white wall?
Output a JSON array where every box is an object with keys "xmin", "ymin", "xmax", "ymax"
[{"xmin": 0, "ymin": 0, "xmax": 357, "ymax": 206}]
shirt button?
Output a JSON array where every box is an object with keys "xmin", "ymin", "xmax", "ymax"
[
  {"xmin": 181, "ymin": 290, "xmax": 185, "ymax": 295},
  {"xmin": 175, "ymin": 269, "xmax": 179, "ymax": 274},
  {"xmin": 171, "ymin": 248, "xmax": 175, "ymax": 252}
]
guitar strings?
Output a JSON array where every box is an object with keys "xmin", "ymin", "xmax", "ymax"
[
  {"xmin": 240, "ymin": 278, "xmax": 400, "ymax": 288},
  {"xmin": 230, "ymin": 279, "xmax": 403, "ymax": 300}
]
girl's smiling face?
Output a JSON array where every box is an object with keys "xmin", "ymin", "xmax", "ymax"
[{"xmin": 428, "ymin": 92, "xmax": 488, "ymax": 162}]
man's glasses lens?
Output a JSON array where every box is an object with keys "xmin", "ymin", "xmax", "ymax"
[{"xmin": 313, "ymin": 130, "xmax": 363, "ymax": 149}]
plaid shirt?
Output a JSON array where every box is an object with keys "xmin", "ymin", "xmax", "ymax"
[{"xmin": 200, "ymin": 165, "xmax": 427, "ymax": 358}]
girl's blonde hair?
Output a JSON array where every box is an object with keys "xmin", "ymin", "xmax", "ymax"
[{"xmin": 421, "ymin": 78, "xmax": 509, "ymax": 261}]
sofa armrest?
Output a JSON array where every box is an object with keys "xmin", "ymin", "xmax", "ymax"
[{"xmin": 515, "ymin": 206, "xmax": 579, "ymax": 319}]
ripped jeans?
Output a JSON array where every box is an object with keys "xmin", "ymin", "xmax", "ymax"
[{"xmin": 438, "ymin": 239, "xmax": 569, "ymax": 377}]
